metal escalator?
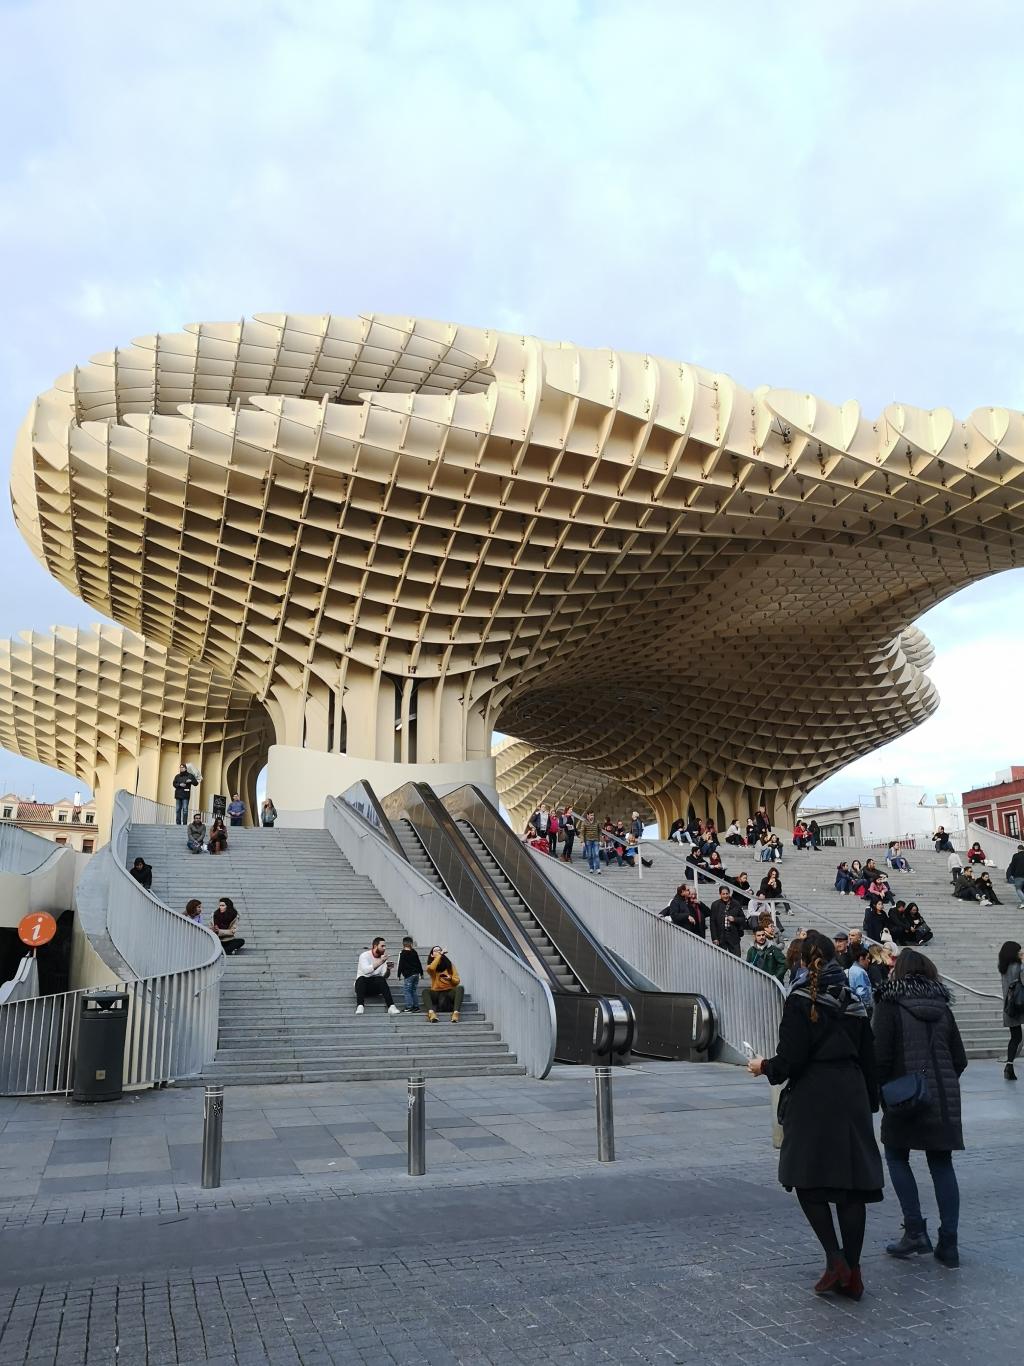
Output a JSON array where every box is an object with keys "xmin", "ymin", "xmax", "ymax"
[
  {"xmin": 392, "ymin": 818, "xmax": 450, "ymax": 897},
  {"xmin": 373, "ymin": 781, "xmax": 631, "ymax": 1064},
  {"xmin": 440, "ymin": 785, "xmax": 717, "ymax": 1063},
  {"xmin": 454, "ymin": 820, "xmax": 581, "ymax": 993}
]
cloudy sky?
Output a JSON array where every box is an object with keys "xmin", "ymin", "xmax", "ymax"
[{"xmin": 0, "ymin": 0, "xmax": 1021, "ymax": 806}]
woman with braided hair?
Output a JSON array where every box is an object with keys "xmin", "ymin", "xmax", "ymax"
[{"xmin": 747, "ymin": 929, "xmax": 882, "ymax": 1300}]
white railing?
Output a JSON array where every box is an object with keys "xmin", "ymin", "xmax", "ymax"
[
  {"xmin": 534, "ymin": 848, "xmax": 785, "ymax": 1061},
  {"xmin": 325, "ymin": 794, "xmax": 557, "ymax": 1079},
  {"xmin": 0, "ymin": 790, "xmax": 223, "ymax": 1095},
  {"xmin": 128, "ymin": 794, "xmax": 213, "ymax": 827},
  {"xmin": 0, "ymin": 955, "xmax": 39, "ymax": 1006},
  {"xmin": 0, "ymin": 822, "xmax": 60, "ymax": 874}
]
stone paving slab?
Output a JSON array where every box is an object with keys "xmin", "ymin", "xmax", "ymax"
[{"xmin": 0, "ymin": 1060, "xmax": 1021, "ymax": 1363}]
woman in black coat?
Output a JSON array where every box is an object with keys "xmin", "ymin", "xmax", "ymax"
[
  {"xmin": 759, "ymin": 867, "xmax": 783, "ymax": 899},
  {"xmin": 748, "ymin": 930, "xmax": 882, "ymax": 1300},
  {"xmin": 862, "ymin": 898, "xmax": 890, "ymax": 942},
  {"xmin": 873, "ymin": 949, "xmax": 967, "ymax": 1267}
]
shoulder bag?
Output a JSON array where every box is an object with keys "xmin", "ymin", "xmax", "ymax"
[
  {"xmin": 880, "ymin": 1004, "xmax": 932, "ymax": 1117},
  {"xmin": 1005, "ymin": 970, "xmax": 1024, "ymax": 1019}
]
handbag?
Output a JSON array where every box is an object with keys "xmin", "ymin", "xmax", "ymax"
[
  {"xmin": 880, "ymin": 1006, "xmax": 932, "ymax": 1118},
  {"xmin": 1005, "ymin": 975, "xmax": 1024, "ymax": 1019}
]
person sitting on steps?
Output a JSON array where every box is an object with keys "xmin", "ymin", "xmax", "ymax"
[
  {"xmin": 183, "ymin": 899, "xmax": 203, "ymax": 924},
  {"xmin": 212, "ymin": 897, "xmax": 245, "ymax": 955},
  {"xmin": 422, "ymin": 947, "xmax": 464, "ymax": 1023},
  {"xmin": 129, "ymin": 857, "xmax": 153, "ymax": 890},
  {"xmin": 186, "ymin": 814, "xmax": 206, "ymax": 854},
  {"xmin": 354, "ymin": 937, "xmax": 400, "ymax": 1016},
  {"xmin": 966, "ymin": 841, "xmax": 986, "ymax": 865},
  {"xmin": 974, "ymin": 872, "xmax": 1001, "ymax": 905},
  {"xmin": 207, "ymin": 817, "xmax": 228, "ymax": 855}
]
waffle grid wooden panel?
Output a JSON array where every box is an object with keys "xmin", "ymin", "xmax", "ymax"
[
  {"xmin": 7, "ymin": 313, "xmax": 1023, "ymax": 831},
  {"xmin": 0, "ymin": 625, "xmax": 271, "ymax": 834}
]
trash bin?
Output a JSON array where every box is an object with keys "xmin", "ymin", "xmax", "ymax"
[{"xmin": 73, "ymin": 990, "xmax": 129, "ymax": 1103}]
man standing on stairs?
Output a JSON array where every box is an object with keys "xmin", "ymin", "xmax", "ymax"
[
  {"xmin": 354, "ymin": 937, "xmax": 401, "ymax": 1016},
  {"xmin": 1007, "ymin": 844, "xmax": 1024, "ymax": 907},
  {"xmin": 711, "ymin": 885, "xmax": 745, "ymax": 956},
  {"xmin": 172, "ymin": 763, "xmax": 197, "ymax": 825}
]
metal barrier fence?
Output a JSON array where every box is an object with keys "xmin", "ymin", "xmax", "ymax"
[{"xmin": 0, "ymin": 790, "xmax": 223, "ymax": 1096}]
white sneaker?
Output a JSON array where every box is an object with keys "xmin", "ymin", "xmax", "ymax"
[
  {"xmin": 388, "ymin": 1004, "xmax": 400, "ymax": 1016},
  {"xmin": 355, "ymin": 1004, "xmax": 364, "ymax": 1015}
]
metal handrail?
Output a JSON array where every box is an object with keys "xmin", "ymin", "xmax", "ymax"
[
  {"xmin": 532, "ymin": 846, "xmax": 784, "ymax": 1060},
  {"xmin": 0, "ymin": 822, "xmax": 66, "ymax": 875},
  {"xmin": 327, "ymin": 792, "xmax": 557, "ymax": 1079},
  {"xmin": 0, "ymin": 790, "xmax": 224, "ymax": 1095}
]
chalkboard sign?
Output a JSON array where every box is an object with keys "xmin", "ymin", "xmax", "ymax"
[{"xmin": 211, "ymin": 794, "xmax": 227, "ymax": 818}]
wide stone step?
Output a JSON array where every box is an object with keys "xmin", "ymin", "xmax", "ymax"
[
  {"xmin": 199, "ymin": 1061, "xmax": 527, "ymax": 1084},
  {"xmin": 213, "ymin": 1041, "xmax": 513, "ymax": 1064}
]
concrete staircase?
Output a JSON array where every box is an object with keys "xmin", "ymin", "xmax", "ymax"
[
  {"xmin": 612, "ymin": 839, "xmax": 1020, "ymax": 1058},
  {"xmin": 126, "ymin": 824, "xmax": 524, "ymax": 1084}
]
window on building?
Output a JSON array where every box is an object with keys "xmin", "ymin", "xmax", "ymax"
[
  {"xmin": 71, "ymin": 811, "xmax": 81, "ymax": 822},
  {"xmin": 2, "ymin": 806, "xmax": 11, "ymax": 819},
  {"xmin": 55, "ymin": 836, "xmax": 67, "ymax": 845},
  {"xmin": 976, "ymin": 816, "xmax": 988, "ymax": 828},
  {"xmin": 85, "ymin": 812, "xmax": 95, "ymax": 824},
  {"xmin": 82, "ymin": 839, "xmax": 94, "ymax": 854},
  {"xmin": 1006, "ymin": 812, "xmax": 1020, "ymax": 839},
  {"xmin": 848, "ymin": 822, "xmax": 855, "ymax": 837},
  {"xmin": 57, "ymin": 811, "xmax": 67, "ymax": 822}
]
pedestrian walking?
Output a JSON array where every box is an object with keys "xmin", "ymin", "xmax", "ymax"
[
  {"xmin": 746, "ymin": 929, "xmax": 882, "ymax": 1300},
  {"xmin": 999, "ymin": 940, "xmax": 1024, "ymax": 1081},
  {"xmin": 873, "ymin": 948, "xmax": 968, "ymax": 1267}
]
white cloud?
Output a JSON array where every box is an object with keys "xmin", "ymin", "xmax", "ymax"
[{"xmin": 0, "ymin": 0, "xmax": 1023, "ymax": 798}]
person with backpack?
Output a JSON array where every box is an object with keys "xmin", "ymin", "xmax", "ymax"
[
  {"xmin": 873, "ymin": 948, "xmax": 968, "ymax": 1268},
  {"xmin": 999, "ymin": 940, "xmax": 1024, "ymax": 1081}
]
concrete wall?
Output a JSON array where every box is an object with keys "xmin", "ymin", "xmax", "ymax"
[{"xmin": 266, "ymin": 746, "xmax": 498, "ymax": 827}]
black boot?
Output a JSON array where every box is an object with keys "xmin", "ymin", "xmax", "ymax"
[
  {"xmin": 1005, "ymin": 1063, "xmax": 1018, "ymax": 1081},
  {"xmin": 886, "ymin": 1218, "xmax": 932, "ymax": 1258},
  {"xmin": 934, "ymin": 1230, "xmax": 959, "ymax": 1267}
]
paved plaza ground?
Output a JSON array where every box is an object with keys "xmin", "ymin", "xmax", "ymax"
[{"xmin": 0, "ymin": 1060, "xmax": 1020, "ymax": 1364}]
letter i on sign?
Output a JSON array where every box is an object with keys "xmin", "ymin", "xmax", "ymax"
[{"xmin": 18, "ymin": 912, "xmax": 58, "ymax": 949}]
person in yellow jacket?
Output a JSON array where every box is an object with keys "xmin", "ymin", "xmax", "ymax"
[{"xmin": 421, "ymin": 946, "xmax": 464, "ymax": 1023}]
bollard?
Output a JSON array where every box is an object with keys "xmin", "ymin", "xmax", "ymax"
[
  {"xmin": 594, "ymin": 1065, "xmax": 615, "ymax": 1162},
  {"xmin": 202, "ymin": 1083, "xmax": 224, "ymax": 1189},
  {"xmin": 407, "ymin": 1073, "xmax": 426, "ymax": 1176}
]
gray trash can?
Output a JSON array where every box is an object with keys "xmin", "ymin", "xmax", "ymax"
[{"xmin": 73, "ymin": 990, "xmax": 129, "ymax": 1103}]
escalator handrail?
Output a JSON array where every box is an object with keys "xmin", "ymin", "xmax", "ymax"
[
  {"xmin": 381, "ymin": 782, "xmax": 572, "ymax": 990},
  {"xmin": 338, "ymin": 781, "xmax": 408, "ymax": 862},
  {"xmin": 442, "ymin": 784, "xmax": 644, "ymax": 997}
]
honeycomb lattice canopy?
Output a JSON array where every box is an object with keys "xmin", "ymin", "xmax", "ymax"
[
  {"xmin": 11, "ymin": 312, "xmax": 1024, "ymax": 828},
  {"xmin": 0, "ymin": 624, "xmax": 270, "ymax": 834},
  {"xmin": 494, "ymin": 738, "xmax": 653, "ymax": 834}
]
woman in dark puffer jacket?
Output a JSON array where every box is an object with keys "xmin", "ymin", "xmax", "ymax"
[{"xmin": 873, "ymin": 949, "xmax": 968, "ymax": 1267}]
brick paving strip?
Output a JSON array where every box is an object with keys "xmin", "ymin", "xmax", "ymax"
[{"xmin": 0, "ymin": 1061, "xmax": 1021, "ymax": 1364}]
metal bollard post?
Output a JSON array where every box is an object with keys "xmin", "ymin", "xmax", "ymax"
[
  {"xmin": 202, "ymin": 1083, "xmax": 224, "ymax": 1189},
  {"xmin": 594, "ymin": 1065, "xmax": 615, "ymax": 1162},
  {"xmin": 407, "ymin": 1073, "xmax": 426, "ymax": 1176}
]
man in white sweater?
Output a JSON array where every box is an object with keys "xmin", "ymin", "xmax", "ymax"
[{"xmin": 355, "ymin": 937, "xmax": 400, "ymax": 1016}]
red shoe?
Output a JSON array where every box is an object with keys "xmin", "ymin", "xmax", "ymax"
[
  {"xmin": 814, "ymin": 1258, "xmax": 852, "ymax": 1294},
  {"xmin": 837, "ymin": 1266, "xmax": 864, "ymax": 1301}
]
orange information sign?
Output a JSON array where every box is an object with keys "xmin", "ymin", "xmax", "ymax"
[{"xmin": 18, "ymin": 912, "xmax": 57, "ymax": 949}]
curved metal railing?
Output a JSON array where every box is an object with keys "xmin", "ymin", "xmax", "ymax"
[
  {"xmin": 532, "ymin": 845, "xmax": 785, "ymax": 1059},
  {"xmin": 0, "ymin": 791, "xmax": 223, "ymax": 1094}
]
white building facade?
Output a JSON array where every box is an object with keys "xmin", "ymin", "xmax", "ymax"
[{"xmin": 803, "ymin": 779, "xmax": 965, "ymax": 848}]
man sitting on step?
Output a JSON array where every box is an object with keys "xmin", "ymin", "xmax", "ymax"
[
  {"xmin": 354, "ymin": 937, "xmax": 401, "ymax": 1016},
  {"xmin": 421, "ymin": 947, "xmax": 464, "ymax": 1023}
]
